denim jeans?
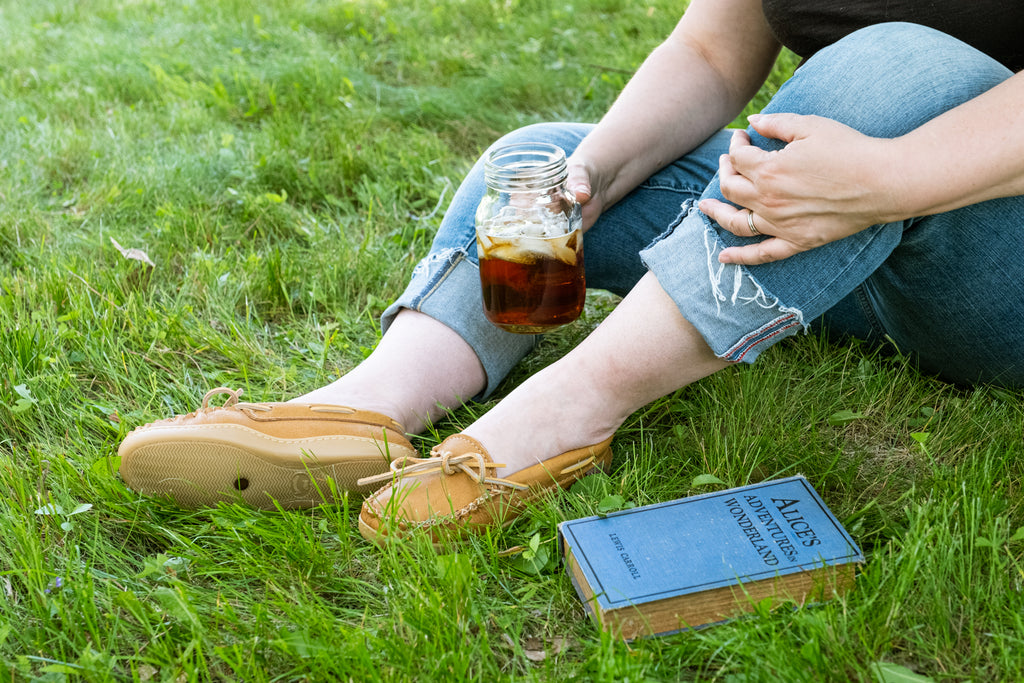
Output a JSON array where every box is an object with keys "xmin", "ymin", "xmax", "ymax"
[{"xmin": 382, "ymin": 22, "xmax": 1024, "ymax": 394}]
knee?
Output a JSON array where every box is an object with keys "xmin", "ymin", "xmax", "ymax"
[
  {"xmin": 486, "ymin": 122, "xmax": 590, "ymax": 158},
  {"xmin": 824, "ymin": 22, "xmax": 1008, "ymax": 80},
  {"xmin": 495, "ymin": 122, "xmax": 565, "ymax": 144},
  {"xmin": 765, "ymin": 22, "xmax": 1012, "ymax": 137}
]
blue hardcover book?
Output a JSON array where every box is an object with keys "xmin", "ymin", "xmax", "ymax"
[{"xmin": 558, "ymin": 476, "xmax": 863, "ymax": 639}]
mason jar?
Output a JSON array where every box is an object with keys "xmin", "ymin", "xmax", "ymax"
[{"xmin": 474, "ymin": 142, "xmax": 585, "ymax": 334}]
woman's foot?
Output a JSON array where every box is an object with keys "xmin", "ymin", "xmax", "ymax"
[
  {"xmin": 358, "ymin": 431, "xmax": 614, "ymax": 545},
  {"xmin": 119, "ymin": 310, "xmax": 488, "ymax": 509},
  {"xmin": 357, "ymin": 357, "xmax": 624, "ymax": 544},
  {"xmin": 460, "ymin": 360, "xmax": 625, "ymax": 479},
  {"xmin": 357, "ymin": 272, "xmax": 731, "ymax": 543},
  {"xmin": 118, "ymin": 387, "xmax": 417, "ymax": 509}
]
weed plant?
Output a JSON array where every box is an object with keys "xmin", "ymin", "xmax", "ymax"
[{"xmin": 1, "ymin": 1, "xmax": 1022, "ymax": 681}]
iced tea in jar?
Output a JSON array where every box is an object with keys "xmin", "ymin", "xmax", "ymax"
[{"xmin": 475, "ymin": 143, "xmax": 585, "ymax": 334}]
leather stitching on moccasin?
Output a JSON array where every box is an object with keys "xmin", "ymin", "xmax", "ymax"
[
  {"xmin": 362, "ymin": 488, "xmax": 506, "ymax": 528},
  {"xmin": 127, "ymin": 423, "xmax": 397, "ymax": 447}
]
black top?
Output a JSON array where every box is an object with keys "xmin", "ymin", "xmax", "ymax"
[{"xmin": 762, "ymin": 0, "xmax": 1024, "ymax": 72}]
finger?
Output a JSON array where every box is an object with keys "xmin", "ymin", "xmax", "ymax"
[
  {"xmin": 697, "ymin": 197, "xmax": 734, "ymax": 227},
  {"xmin": 727, "ymin": 128, "xmax": 772, "ymax": 177},
  {"xmin": 698, "ymin": 198, "xmax": 766, "ymax": 238},
  {"xmin": 716, "ymin": 153, "xmax": 758, "ymax": 209},
  {"xmin": 717, "ymin": 152, "xmax": 738, "ymax": 183},
  {"xmin": 718, "ymin": 238, "xmax": 803, "ymax": 265},
  {"xmin": 745, "ymin": 209, "xmax": 764, "ymax": 237},
  {"xmin": 580, "ymin": 202, "xmax": 602, "ymax": 232},
  {"xmin": 747, "ymin": 112, "xmax": 817, "ymax": 144},
  {"xmin": 728, "ymin": 128, "xmax": 751, "ymax": 155},
  {"xmin": 566, "ymin": 161, "xmax": 592, "ymax": 204}
]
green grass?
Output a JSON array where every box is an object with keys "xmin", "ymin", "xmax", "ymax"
[{"xmin": 1, "ymin": 0, "xmax": 1022, "ymax": 681}]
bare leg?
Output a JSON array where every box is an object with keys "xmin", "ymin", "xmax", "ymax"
[
  {"xmin": 463, "ymin": 272, "xmax": 731, "ymax": 477},
  {"xmin": 294, "ymin": 309, "xmax": 486, "ymax": 434}
]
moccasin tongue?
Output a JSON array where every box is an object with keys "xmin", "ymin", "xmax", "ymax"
[
  {"xmin": 365, "ymin": 433, "xmax": 497, "ymax": 528},
  {"xmin": 431, "ymin": 433, "xmax": 494, "ymax": 464}
]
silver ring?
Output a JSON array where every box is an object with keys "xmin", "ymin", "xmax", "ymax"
[{"xmin": 746, "ymin": 210, "xmax": 761, "ymax": 236}]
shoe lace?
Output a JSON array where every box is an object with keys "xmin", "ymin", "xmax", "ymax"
[
  {"xmin": 199, "ymin": 387, "xmax": 271, "ymax": 413},
  {"xmin": 357, "ymin": 448, "xmax": 530, "ymax": 491},
  {"xmin": 202, "ymin": 387, "xmax": 243, "ymax": 408}
]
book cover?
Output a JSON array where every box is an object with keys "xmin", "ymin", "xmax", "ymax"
[{"xmin": 558, "ymin": 476, "xmax": 863, "ymax": 639}]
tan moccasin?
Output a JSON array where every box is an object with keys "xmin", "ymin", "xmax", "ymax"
[
  {"xmin": 119, "ymin": 387, "xmax": 415, "ymax": 509},
  {"xmin": 357, "ymin": 432, "xmax": 613, "ymax": 545}
]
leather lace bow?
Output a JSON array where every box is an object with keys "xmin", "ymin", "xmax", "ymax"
[{"xmin": 357, "ymin": 448, "xmax": 530, "ymax": 491}]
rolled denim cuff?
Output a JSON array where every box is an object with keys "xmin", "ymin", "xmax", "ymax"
[
  {"xmin": 380, "ymin": 247, "xmax": 538, "ymax": 399},
  {"xmin": 640, "ymin": 201, "xmax": 806, "ymax": 363}
]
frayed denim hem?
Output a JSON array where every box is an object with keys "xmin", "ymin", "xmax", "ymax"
[
  {"xmin": 640, "ymin": 201, "xmax": 807, "ymax": 364},
  {"xmin": 381, "ymin": 246, "xmax": 538, "ymax": 400}
]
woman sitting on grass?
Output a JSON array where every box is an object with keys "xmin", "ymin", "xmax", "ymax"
[{"xmin": 118, "ymin": 0, "xmax": 1024, "ymax": 543}]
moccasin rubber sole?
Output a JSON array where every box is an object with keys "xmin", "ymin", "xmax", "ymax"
[{"xmin": 120, "ymin": 424, "xmax": 413, "ymax": 509}]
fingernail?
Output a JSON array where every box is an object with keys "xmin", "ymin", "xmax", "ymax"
[{"xmin": 747, "ymin": 114, "xmax": 762, "ymax": 124}]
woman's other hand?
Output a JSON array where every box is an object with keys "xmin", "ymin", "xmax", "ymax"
[{"xmin": 699, "ymin": 114, "xmax": 899, "ymax": 264}]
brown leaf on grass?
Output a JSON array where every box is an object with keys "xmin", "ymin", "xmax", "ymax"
[
  {"xmin": 502, "ymin": 634, "xmax": 568, "ymax": 662},
  {"xmin": 110, "ymin": 237, "xmax": 155, "ymax": 268},
  {"xmin": 526, "ymin": 636, "xmax": 568, "ymax": 662}
]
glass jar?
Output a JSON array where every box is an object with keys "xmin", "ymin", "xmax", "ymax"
[{"xmin": 474, "ymin": 142, "xmax": 585, "ymax": 334}]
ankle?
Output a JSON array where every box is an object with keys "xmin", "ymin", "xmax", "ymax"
[
  {"xmin": 462, "ymin": 371, "xmax": 625, "ymax": 477},
  {"xmin": 289, "ymin": 386, "xmax": 427, "ymax": 434}
]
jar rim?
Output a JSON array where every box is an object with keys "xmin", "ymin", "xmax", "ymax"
[{"xmin": 484, "ymin": 142, "xmax": 567, "ymax": 191}]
